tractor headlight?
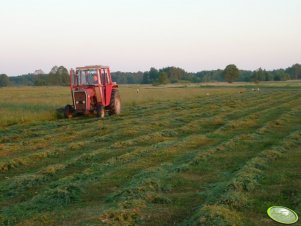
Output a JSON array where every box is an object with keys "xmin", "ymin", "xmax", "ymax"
[
  {"xmin": 76, "ymin": 101, "xmax": 79, "ymax": 104},
  {"xmin": 82, "ymin": 101, "xmax": 86, "ymax": 104}
]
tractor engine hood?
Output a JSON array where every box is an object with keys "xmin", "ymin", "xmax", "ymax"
[{"xmin": 84, "ymin": 88, "xmax": 95, "ymax": 97}]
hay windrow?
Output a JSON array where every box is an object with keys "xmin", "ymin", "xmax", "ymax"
[{"xmin": 0, "ymin": 87, "xmax": 301, "ymax": 225}]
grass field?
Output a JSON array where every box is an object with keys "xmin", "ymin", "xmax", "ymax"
[
  {"xmin": 0, "ymin": 86, "xmax": 242, "ymax": 127},
  {"xmin": 0, "ymin": 83, "xmax": 301, "ymax": 225}
]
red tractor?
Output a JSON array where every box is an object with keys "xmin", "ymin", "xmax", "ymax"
[{"xmin": 64, "ymin": 65, "xmax": 121, "ymax": 118}]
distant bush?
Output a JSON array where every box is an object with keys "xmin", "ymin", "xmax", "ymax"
[{"xmin": 0, "ymin": 74, "xmax": 10, "ymax": 87}]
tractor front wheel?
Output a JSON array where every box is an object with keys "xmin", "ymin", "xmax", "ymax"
[
  {"xmin": 96, "ymin": 104, "xmax": 105, "ymax": 118},
  {"xmin": 109, "ymin": 89, "xmax": 121, "ymax": 115},
  {"xmin": 64, "ymin": 105, "xmax": 74, "ymax": 118}
]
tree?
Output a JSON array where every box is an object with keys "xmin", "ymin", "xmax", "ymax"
[
  {"xmin": 49, "ymin": 66, "xmax": 59, "ymax": 74},
  {"xmin": 48, "ymin": 66, "xmax": 69, "ymax": 86},
  {"xmin": 273, "ymin": 69, "xmax": 290, "ymax": 81},
  {"xmin": 159, "ymin": 67, "xmax": 187, "ymax": 83},
  {"xmin": 286, "ymin": 64, "xmax": 301, "ymax": 80},
  {"xmin": 223, "ymin": 64, "xmax": 240, "ymax": 83},
  {"xmin": 252, "ymin": 68, "xmax": 271, "ymax": 83},
  {"xmin": 0, "ymin": 74, "xmax": 10, "ymax": 87},
  {"xmin": 149, "ymin": 68, "xmax": 159, "ymax": 84},
  {"xmin": 142, "ymin": 71, "xmax": 150, "ymax": 84},
  {"xmin": 159, "ymin": 72, "xmax": 169, "ymax": 84},
  {"xmin": 56, "ymin": 66, "xmax": 68, "ymax": 74}
]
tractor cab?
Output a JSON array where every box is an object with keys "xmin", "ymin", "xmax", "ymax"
[{"xmin": 64, "ymin": 65, "xmax": 121, "ymax": 118}]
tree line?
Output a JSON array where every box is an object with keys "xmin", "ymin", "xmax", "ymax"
[
  {"xmin": 1, "ymin": 64, "xmax": 301, "ymax": 87},
  {"xmin": 113, "ymin": 64, "xmax": 301, "ymax": 84}
]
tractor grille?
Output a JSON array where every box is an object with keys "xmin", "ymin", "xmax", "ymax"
[{"xmin": 74, "ymin": 91, "xmax": 86, "ymax": 111}]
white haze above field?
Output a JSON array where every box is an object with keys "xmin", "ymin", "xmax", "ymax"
[{"xmin": 0, "ymin": 0, "xmax": 301, "ymax": 76}]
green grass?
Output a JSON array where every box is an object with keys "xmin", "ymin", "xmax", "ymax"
[
  {"xmin": 0, "ymin": 85, "xmax": 242, "ymax": 127},
  {"xmin": 0, "ymin": 83, "xmax": 301, "ymax": 225}
]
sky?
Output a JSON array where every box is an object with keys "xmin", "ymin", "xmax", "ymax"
[{"xmin": 0, "ymin": 0, "xmax": 301, "ymax": 76}]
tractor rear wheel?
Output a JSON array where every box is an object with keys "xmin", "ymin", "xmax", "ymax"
[
  {"xmin": 64, "ymin": 105, "xmax": 73, "ymax": 118},
  {"xmin": 109, "ymin": 89, "xmax": 121, "ymax": 115}
]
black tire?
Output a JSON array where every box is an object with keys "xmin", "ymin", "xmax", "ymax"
[
  {"xmin": 109, "ymin": 89, "xmax": 121, "ymax": 115},
  {"xmin": 96, "ymin": 104, "xmax": 105, "ymax": 118},
  {"xmin": 64, "ymin": 105, "xmax": 74, "ymax": 118}
]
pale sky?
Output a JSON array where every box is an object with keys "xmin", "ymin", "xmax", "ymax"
[{"xmin": 0, "ymin": 0, "xmax": 301, "ymax": 76}]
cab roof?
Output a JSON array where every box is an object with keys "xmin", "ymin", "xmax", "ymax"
[{"xmin": 76, "ymin": 65, "xmax": 110, "ymax": 70}]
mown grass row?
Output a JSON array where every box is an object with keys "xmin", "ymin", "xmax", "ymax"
[
  {"xmin": 246, "ymin": 132, "xmax": 301, "ymax": 226},
  {"xmin": 93, "ymin": 93, "xmax": 298, "ymax": 224},
  {"xmin": 0, "ymin": 92, "xmax": 296, "ymax": 191},
  {"xmin": 96, "ymin": 93, "xmax": 301, "ymax": 225},
  {"xmin": 0, "ymin": 88, "xmax": 300, "ymax": 225},
  {"xmin": 0, "ymin": 89, "xmax": 292, "ymax": 165},
  {"xmin": 183, "ymin": 104, "xmax": 301, "ymax": 225},
  {"xmin": 1, "ymin": 89, "xmax": 293, "ymax": 186},
  {"xmin": 0, "ymin": 86, "xmax": 244, "ymax": 127},
  {"xmin": 0, "ymin": 93, "xmax": 254, "ymax": 174}
]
